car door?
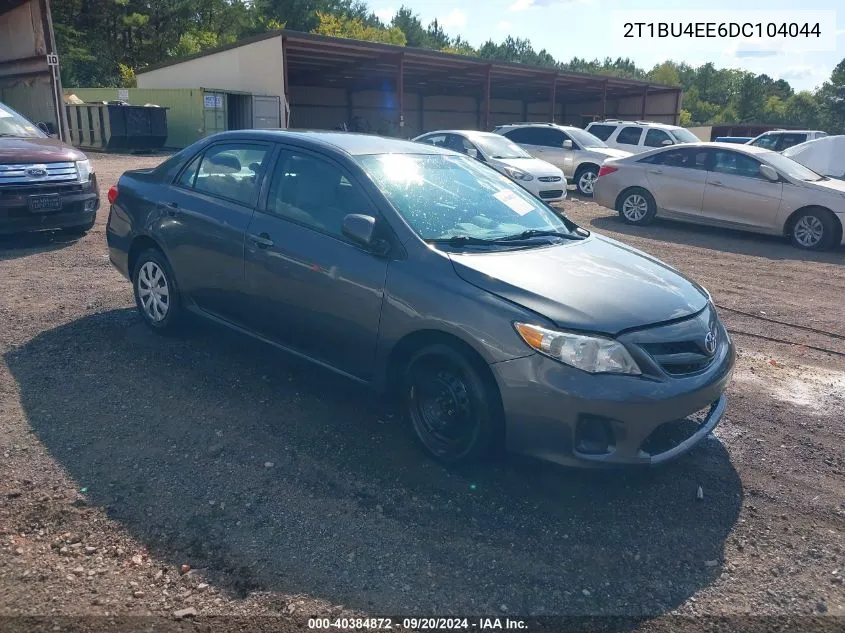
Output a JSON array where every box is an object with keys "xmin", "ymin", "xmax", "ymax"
[
  {"xmin": 641, "ymin": 147, "xmax": 709, "ymax": 216},
  {"xmin": 504, "ymin": 127, "xmax": 572, "ymax": 174},
  {"xmin": 612, "ymin": 125, "xmax": 645, "ymax": 153},
  {"xmin": 159, "ymin": 141, "xmax": 271, "ymax": 322},
  {"xmin": 701, "ymin": 149, "xmax": 784, "ymax": 229},
  {"xmin": 241, "ymin": 147, "xmax": 390, "ymax": 380}
]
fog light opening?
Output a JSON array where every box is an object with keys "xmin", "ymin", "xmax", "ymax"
[{"xmin": 575, "ymin": 416, "xmax": 616, "ymax": 455}]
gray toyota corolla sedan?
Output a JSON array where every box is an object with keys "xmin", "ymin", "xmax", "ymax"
[{"xmin": 106, "ymin": 130, "xmax": 734, "ymax": 468}]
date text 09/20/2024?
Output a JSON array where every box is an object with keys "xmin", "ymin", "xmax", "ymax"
[{"xmin": 308, "ymin": 617, "xmax": 528, "ymax": 630}]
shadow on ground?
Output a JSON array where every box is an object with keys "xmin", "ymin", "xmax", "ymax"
[
  {"xmin": 560, "ymin": 197, "xmax": 844, "ymax": 264},
  {"xmin": 0, "ymin": 230, "xmax": 81, "ymax": 261},
  {"xmin": 6, "ymin": 309, "xmax": 743, "ymax": 617}
]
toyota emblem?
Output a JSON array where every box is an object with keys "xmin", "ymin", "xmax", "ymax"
[
  {"xmin": 704, "ymin": 329, "xmax": 718, "ymax": 355},
  {"xmin": 26, "ymin": 166, "xmax": 48, "ymax": 177}
]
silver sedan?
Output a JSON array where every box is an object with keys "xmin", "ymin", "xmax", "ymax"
[{"xmin": 593, "ymin": 142, "xmax": 845, "ymax": 250}]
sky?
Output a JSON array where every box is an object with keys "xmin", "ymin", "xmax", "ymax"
[{"xmin": 370, "ymin": 0, "xmax": 845, "ymax": 91}]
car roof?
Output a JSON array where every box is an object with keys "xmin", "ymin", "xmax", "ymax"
[
  {"xmin": 590, "ymin": 120, "xmax": 681, "ymax": 130},
  {"xmin": 207, "ymin": 129, "xmax": 450, "ymax": 156},
  {"xmin": 494, "ymin": 122, "xmax": 580, "ymax": 131},
  {"xmin": 621, "ymin": 141, "xmax": 775, "ymax": 156},
  {"xmin": 760, "ymin": 129, "xmax": 823, "ymax": 134},
  {"xmin": 417, "ymin": 129, "xmax": 501, "ymax": 139}
]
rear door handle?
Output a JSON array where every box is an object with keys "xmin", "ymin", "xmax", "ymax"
[
  {"xmin": 247, "ymin": 232, "xmax": 274, "ymax": 248},
  {"xmin": 710, "ymin": 181, "xmax": 724, "ymax": 187},
  {"xmin": 647, "ymin": 169, "xmax": 664, "ymax": 174},
  {"xmin": 165, "ymin": 202, "xmax": 179, "ymax": 216}
]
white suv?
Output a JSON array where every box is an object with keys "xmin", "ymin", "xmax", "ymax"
[
  {"xmin": 585, "ymin": 120, "xmax": 700, "ymax": 154},
  {"xmin": 493, "ymin": 123, "xmax": 631, "ymax": 196},
  {"xmin": 747, "ymin": 129, "xmax": 827, "ymax": 152}
]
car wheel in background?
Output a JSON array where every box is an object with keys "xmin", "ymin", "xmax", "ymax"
[
  {"xmin": 132, "ymin": 248, "xmax": 183, "ymax": 333},
  {"xmin": 574, "ymin": 165, "xmax": 599, "ymax": 196},
  {"xmin": 617, "ymin": 188, "xmax": 657, "ymax": 225},
  {"xmin": 61, "ymin": 219, "xmax": 95, "ymax": 236},
  {"xmin": 789, "ymin": 208, "xmax": 838, "ymax": 251},
  {"xmin": 403, "ymin": 344, "xmax": 500, "ymax": 464}
]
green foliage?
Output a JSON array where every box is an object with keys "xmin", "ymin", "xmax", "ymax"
[
  {"xmin": 312, "ymin": 11, "xmax": 406, "ymax": 45},
  {"xmin": 117, "ymin": 63, "xmax": 137, "ymax": 88}
]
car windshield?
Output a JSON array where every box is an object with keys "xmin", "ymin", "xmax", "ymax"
[
  {"xmin": 669, "ymin": 127, "xmax": 699, "ymax": 143},
  {"xmin": 763, "ymin": 151, "xmax": 825, "ymax": 182},
  {"xmin": 0, "ymin": 102, "xmax": 45, "ymax": 138},
  {"xmin": 470, "ymin": 134, "xmax": 531, "ymax": 159},
  {"xmin": 358, "ymin": 153, "xmax": 571, "ymax": 244},
  {"xmin": 567, "ymin": 128, "xmax": 607, "ymax": 148}
]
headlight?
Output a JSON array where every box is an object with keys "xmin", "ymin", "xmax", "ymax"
[
  {"xmin": 76, "ymin": 159, "xmax": 93, "ymax": 182},
  {"xmin": 503, "ymin": 166, "xmax": 534, "ymax": 181},
  {"xmin": 514, "ymin": 322, "xmax": 641, "ymax": 375}
]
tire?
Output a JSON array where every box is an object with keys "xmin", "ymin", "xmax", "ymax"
[
  {"xmin": 131, "ymin": 248, "xmax": 183, "ymax": 333},
  {"xmin": 574, "ymin": 165, "xmax": 599, "ymax": 197},
  {"xmin": 61, "ymin": 219, "xmax": 95, "ymax": 236},
  {"xmin": 403, "ymin": 344, "xmax": 501, "ymax": 464},
  {"xmin": 616, "ymin": 188, "xmax": 657, "ymax": 225},
  {"xmin": 789, "ymin": 208, "xmax": 839, "ymax": 251}
]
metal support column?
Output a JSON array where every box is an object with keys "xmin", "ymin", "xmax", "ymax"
[
  {"xmin": 281, "ymin": 36, "xmax": 290, "ymax": 127},
  {"xmin": 601, "ymin": 80, "xmax": 608, "ymax": 121},
  {"xmin": 549, "ymin": 74, "xmax": 558, "ymax": 123},
  {"xmin": 641, "ymin": 86, "xmax": 648, "ymax": 120},
  {"xmin": 483, "ymin": 65, "xmax": 492, "ymax": 130},
  {"xmin": 397, "ymin": 53, "xmax": 405, "ymax": 137},
  {"xmin": 674, "ymin": 89, "xmax": 682, "ymax": 125}
]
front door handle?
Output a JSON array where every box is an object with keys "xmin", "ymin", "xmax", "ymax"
[
  {"xmin": 648, "ymin": 169, "xmax": 664, "ymax": 174},
  {"xmin": 247, "ymin": 232, "xmax": 274, "ymax": 248},
  {"xmin": 165, "ymin": 202, "xmax": 179, "ymax": 217},
  {"xmin": 710, "ymin": 181, "xmax": 724, "ymax": 187}
]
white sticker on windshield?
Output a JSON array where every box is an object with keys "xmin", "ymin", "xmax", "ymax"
[
  {"xmin": 0, "ymin": 109, "xmax": 12, "ymax": 118},
  {"xmin": 494, "ymin": 189, "xmax": 534, "ymax": 216}
]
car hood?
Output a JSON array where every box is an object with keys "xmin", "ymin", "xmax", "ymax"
[
  {"xmin": 0, "ymin": 136, "xmax": 86, "ymax": 164},
  {"xmin": 448, "ymin": 234, "xmax": 708, "ymax": 335},
  {"xmin": 587, "ymin": 147, "xmax": 631, "ymax": 160},
  {"xmin": 491, "ymin": 156, "xmax": 563, "ymax": 177}
]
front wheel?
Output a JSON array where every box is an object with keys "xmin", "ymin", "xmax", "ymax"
[
  {"xmin": 403, "ymin": 345, "xmax": 500, "ymax": 464},
  {"xmin": 575, "ymin": 166, "xmax": 599, "ymax": 196},
  {"xmin": 617, "ymin": 188, "xmax": 657, "ymax": 225},
  {"xmin": 132, "ymin": 248, "xmax": 183, "ymax": 333},
  {"xmin": 790, "ymin": 208, "xmax": 838, "ymax": 251}
]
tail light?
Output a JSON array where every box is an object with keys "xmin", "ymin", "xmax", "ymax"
[
  {"xmin": 107, "ymin": 185, "xmax": 119, "ymax": 204},
  {"xmin": 597, "ymin": 166, "xmax": 618, "ymax": 178}
]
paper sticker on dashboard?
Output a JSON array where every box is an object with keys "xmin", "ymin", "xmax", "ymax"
[{"xmin": 494, "ymin": 189, "xmax": 534, "ymax": 215}]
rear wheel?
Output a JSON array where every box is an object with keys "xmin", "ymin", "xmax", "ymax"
[
  {"xmin": 617, "ymin": 188, "xmax": 657, "ymax": 225},
  {"xmin": 403, "ymin": 344, "xmax": 500, "ymax": 464},
  {"xmin": 789, "ymin": 208, "xmax": 838, "ymax": 251},
  {"xmin": 132, "ymin": 248, "xmax": 183, "ymax": 333},
  {"xmin": 575, "ymin": 165, "xmax": 599, "ymax": 196}
]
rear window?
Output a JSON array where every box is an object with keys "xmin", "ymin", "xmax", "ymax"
[
  {"xmin": 616, "ymin": 126, "xmax": 644, "ymax": 145},
  {"xmin": 586, "ymin": 124, "xmax": 616, "ymax": 141}
]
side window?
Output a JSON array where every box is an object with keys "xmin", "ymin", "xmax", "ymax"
[
  {"xmin": 420, "ymin": 134, "xmax": 447, "ymax": 147},
  {"xmin": 616, "ymin": 126, "xmax": 644, "ymax": 145},
  {"xmin": 750, "ymin": 134, "xmax": 778, "ymax": 150},
  {"xmin": 502, "ymin": 128, "xmax": 534, "ymax": 144},
  {"xmin": 776, "ymin": 134, "xmax": 806, "ymax": 150},
  {"xmin": 458, "ymin": 137, "xmax": 479, "ymax": 155},
  {"xmin": 641, "ymin": 148, "xmax": 708, "ymax": 169},
  {"xmin": 587, "ymin": 124, "xmax": 616, "ymax": 141},
  {"xmin": 712, "ymin": 150, "xmax": 763, "ymax": 179},
  {"xmin": 193, "ymin": 143, "xmax": 269, "ymax": 205},
  {"xmin": 176, "ymin": 154, "xmax": 201, "ymax": 188},
  {"xmin": 266, "ymin": 152, "xmax": 371, "ymax": 238},
  {"xmin": 536, "ymin": 128, "xmax": 565, "ymax": 148},
  {"xmin": 644, "ymin": 129, "xmax": 672, "ymax": 148}
]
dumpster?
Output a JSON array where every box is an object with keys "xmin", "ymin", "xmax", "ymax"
[{"xmin": 65, "ymin": 103, "xmax": 168, "ymax": 152}]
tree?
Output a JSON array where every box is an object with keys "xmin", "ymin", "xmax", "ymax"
[
  {"xmin": 425, "ymin": 19, "xmax": 450, "ymax": 50},
  {"xmin": 817, "ymin": 58, "xmax": 845, "ymax": 133},
  {"xmin": 734, "ymin": 73, "xmax": 765, "ymax": 123},
  {"xmin": 390, "ymin": 6, "xmax": 428, "ymax": 48},
  {"xmin": 648, "ymin": 61, "xmax": 681, "ymax": 86},
  {"xmin": 783, "ymin": 92, "xmax": 821, "ymax": 128},
  {"xmin": 312, "ymin": 11, "xmax": 406, "ymax": 46}
]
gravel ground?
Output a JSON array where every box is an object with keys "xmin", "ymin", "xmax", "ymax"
[{"xmin": 0, "ymin": 154, "xmax": 843, "ymax": 632}]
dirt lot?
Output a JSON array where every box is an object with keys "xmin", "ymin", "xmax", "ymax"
[{"xmin": 1, "ymin": 153, "xmax": 843, "ymax": 632}]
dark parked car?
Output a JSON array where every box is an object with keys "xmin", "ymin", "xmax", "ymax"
[
  {"xmin": 107, "ymin": 130, "xmax": 735, "ymax": 467},
  {"xmin": 0, "ymin": 101, "xmax": 98, "ymax": 236}
]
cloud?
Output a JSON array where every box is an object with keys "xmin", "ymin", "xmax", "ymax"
[
  {"xmin": 439, "ymin": 8, "xmax": 468, "ymax": 29},
  {"xmin": 497, "ymin": 20, "xmax": 512, "ymax": 31},
  {"xmin": 373, "ymin": 7, "xmax": 395, "ymax": 24},
  {"xmin": 508, "ymin": 0, "xmax": 592, "ymax": 11},
  {"xmin": 734, "ymin": 50, "xmax": 779, "ymax": 58},
  {"xmin": 778, "ymin": 65, "xmax": 821, "ymax": 81}
]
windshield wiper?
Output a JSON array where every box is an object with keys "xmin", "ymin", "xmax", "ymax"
[
  {"xmin": 428, "ymin": 235, "xmax": 498, "ymax": 246},
  {"xmin": 493, "ymin": 229, "xmax": 585, "ymax": 242}
]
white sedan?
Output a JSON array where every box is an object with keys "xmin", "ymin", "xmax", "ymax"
[{"xmin": 413, "ymin": 130, "xmax": 567, "ymax": 202}]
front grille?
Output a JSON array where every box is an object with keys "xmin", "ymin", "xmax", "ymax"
[
  {"xmin": 0, "ymin": 182, "xmax": 85, "ymax": 199},
  {"xmin": 538, "ymin": 176, "xmax": 562, "ymax": 183},
  {"xmin": 539, "ymin": 189, "xmax": 564, "ymax": 199},
  {"xmin": 641, "ymin": 340, "xmax": 715, "ymax": 376},
  {"xmin": 0, "ymin": 162, "xmax": 78, "ymax": 185}
]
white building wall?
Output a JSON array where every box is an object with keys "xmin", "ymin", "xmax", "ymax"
[{"xmin": 138, "ymin": 36, "xmax": 284, "ymax": 101}]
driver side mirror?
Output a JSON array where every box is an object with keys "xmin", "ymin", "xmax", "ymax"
[
  {"xmin": 562, "ymin": 140, "xmax": 573, "ymax": 150},
  {"xmin": 342, "ymin": 214, "xmax": 390, "ymax": 255},
  {"xmin": 759, "ymin": 164, "xmax": 779, "ymax": 182},
  {"xmin": 661, "ymin": 139, "xmax": 674, "ymax": 146}
]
